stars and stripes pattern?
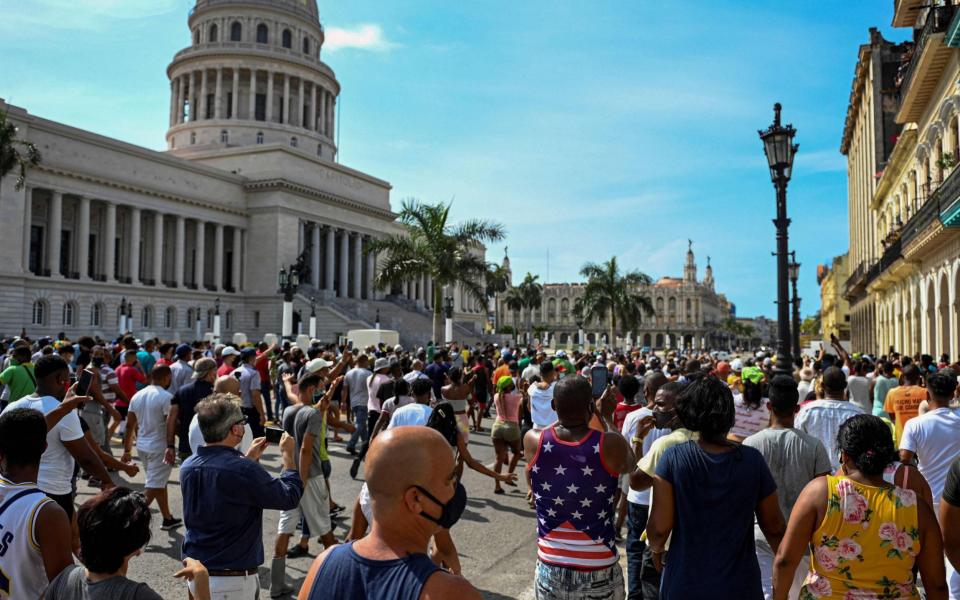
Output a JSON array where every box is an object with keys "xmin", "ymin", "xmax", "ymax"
[{"xmin": 528, "ymin": 427, "xmax": 619, "ymax": 570}]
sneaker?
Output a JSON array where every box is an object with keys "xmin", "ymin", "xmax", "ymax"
[
  {"xmin": 286, "ymin": 545, "xmax": 310, "ymax": 559},
  {"xmin": 87, "ymin": 477, "xmax": 102, "ymax": 488},
  {"xmin": 349, "ymin": 458, "xmax": 360, "ymax": 480},
  {"xmin": 161, "ymin": 517, "xmax": 183, "ymax": 530}
]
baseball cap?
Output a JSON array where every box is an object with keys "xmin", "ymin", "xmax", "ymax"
[
  {"xmin": 240, "ymin": 348, "xmax": 257, "ymax": 361},
  {"xmin": 305, "ymin": 357, "xmax": 334, "ymax": 374},
  {"xmin": 730, "ymin": 358, "xmax": 743, "ymax": 372},
  {"xmin": 221, "ymin": 346, "xmax": 240, "ymax": 357},
  {"xmin": 555, "ymin": 350, "xmax": 567, "ymax": 358},
  {"xmin": 192, "ymin": 357, "xmax": 217, "ymax": 379},
  {"xmin": 176, "ymin": 343, "xmax": 192, "ymax": 358}
]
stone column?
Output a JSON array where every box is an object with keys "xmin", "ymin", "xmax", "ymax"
[
  {"xmin": 247, "ymin": 69, "xmax": 256, "ymax": 120},
  {"xmin": 152, "ymin": 212, "xmax": 163, "ymax": 285},
  {"xmin": 129, "ymin": 206, "xmax": 141, "ymax": 284},
  {"xmin": 199, "ymin": 69, "xmax": 208, "ymax": 120},
  {"xmin": 311, "ymin": 224, "xmax": 321, "ymax": 288},
  {"xmin": 282, "ymin": 74, "xmax": 290, "ymax": 124},
  {"xmin": 174, "ymin": 215, "xmax": 185, "ymax": 287},
  {"xmin": 320, "ymin": 91, "xmax": 326, "ymax": 136},
  {"xmin": 311, "ymin": 83, "xmax": 319, "ymax": 131},
  {"xmin": 338, "ymin": 228, "xmax": 349, "ymax": 298},
  {"xmin": 176, "ymin": 76, "xmax": 185, "ymax": 124},
  {"xmin": 104, "ymin": 201, "xmax": 117, "ymax": 282},
  {"xmin": 21, "ymin": 187, "xmax": 32, "ymax": 273},
  {"xmin": 213, "ymin": 223, "xmax": 224, "ymax": 291},
  {"xmin": 231, "ymin": 227, "xmax": 242, "ymax": 292},
  {"xmin": 329, "ymin": 95, "xmax": 336, "ymax": 140},
  {"xmin": 194, "ymin": 220, "xmax": 206, "ymax": 288},
  {"xmin": 214, "ymin": 67, "xmax": 223, "ymax": 119},
  {"xmin": 266, "ymin": 71, "xmax": 274, "ymax": 123},
  {"xmin": 298, "ymin": 78, "xmax": 305, "ymax": 128},
  {"xmin": 169, "ymin": 79, "xmax": 177, "ymax": 126},
  {"xmin": 46, "ymin": 190, "xmax": 62, "ymax": 276},
  {"xmin": 352, "ymin": 233, "xmax": 362, "ymax": 299},
  {"xmin": 325, "ymin": 226, "xmax": 335, "ymax": 292},
  {"xmin": 189, "ymin": 71, "xmax": 198, "ymax": 121},
  {"xmin": 77, "ymin": 196, "xmax": 90, "ymax": 280},
  {"xmin": 365, "ymin": 242, "xmax": 376, "ymax": 300},
  {"xmin": 231, "ymin": 68, "xmax": 239, "ymax": 119}
]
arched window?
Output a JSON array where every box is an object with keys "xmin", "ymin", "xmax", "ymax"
[
  {"xmin": 230, "ymin": 21, "xmax": 242, "ymax": 41},
  {"xmin": 190, "ymin": 132, "xmax": 196, "ymax": 145},
  {"xmin": 547, "ymin": 298, "xmax": 557, "ymax": 322},
  {"xmin": 206, "ymin": 309, "xmax": 214, "ymax": 329},
  {"xmin": 560, "ymin": 298, "xmax": 570, "ymax": 322},
  {"xmin": 32, "ymin": 300, "xmax": 46, "ymax": 325},
  {"xmin": 141, "ymin": 306, "xmax": 153, "ymax": 328},
  {"xmin": 220, "ymin": 129, "xmax": 228, "ymax": 143},
  {"xmin": 256, "ymin": 131, "xmax": 264, "ymax": 144},
  {"xmin": 290, "ymin": 136, "xmax": 298, "ymax": 148},
  {"xmin": 256, "ymin": 23, "xmax": 268, "ymax": 44},
  {"xmin": 209, "ymin": 23, "xmax": 218, "ymax": 42},
  {"xmin": 165, "ymin": 306, "xmax": 176, "ymax": 329},
  {"xmin": 655, "ymin": 297, "xmax": 664, "ymax": 314},
  {"xmin": 282, "ymin": 29, "xmax": 292, "ymax": 48},
  {"xmin": 90, "ymin": 303, "xmax": 102, "ymax": 327},
  {"xmin": 302, "ymin": 37, "xmax": 310, "ymax": 54},
  {"xmin": 62, "ymin": 302, "xmax": 75, "ymax": 326},
  {"xmin": 668, "ymin": 297, "xmax": 677, "ymax": 313}
]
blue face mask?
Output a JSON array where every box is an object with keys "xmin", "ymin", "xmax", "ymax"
[{"xmin": 414, "ymin": 483, "xmax": 467, "ymax": 529}]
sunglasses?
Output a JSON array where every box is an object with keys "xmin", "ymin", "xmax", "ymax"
[{"xmin": 233, "ymin": 416, "xmax": 248, "ymax": 427}]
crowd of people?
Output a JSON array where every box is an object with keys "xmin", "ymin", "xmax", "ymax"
[{"xmin": 0, "ymin": 330, "xmax": 959, "ymax": 599}]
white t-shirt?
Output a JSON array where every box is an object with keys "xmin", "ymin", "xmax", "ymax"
[
  {"xmin": 530, "ymin": 381, "xmax": 558, "ymax": 428},
  {"xmin": 188, "ymin": 414, "xmax": 253, "ymax": 455},
  {"xmin": 899, "ymin": 407, "xmax": 960, "ymax": 512},
  {"xmin": 620, "ymin": 407, "xmax": 670, "ymax": 505},
  {"xmin": 128, "ymin": 385, "xmax": 173, "ymax": 454},
  {"xmin": 2, "ymin": 395, "xmax": 84, "ymax": 495},
  {"xmin": 731, "ymin": 394, "xmax": 771, "ymax": 439},
  {"xmin": 796, "ymin": 399, "xmax": 864, "ymax": 471},
  {"xmin": 345, "ymin": 367, "xmax": 373, "ymax": 409},
  {"xmin": 847, "ymin": 376, "xmax": 872, "ymax": 414},
  {"xmin": 388, "ymin": 404, "xmax": 432, "ymax": 428}
]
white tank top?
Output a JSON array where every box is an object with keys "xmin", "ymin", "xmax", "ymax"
[
  {"xmin": 0, "ymin": 477, "xmax": 56, "ymax": 599},
  {"xmin": 530, "ymin": 381, "xmax": 558, "ymax": 428}
]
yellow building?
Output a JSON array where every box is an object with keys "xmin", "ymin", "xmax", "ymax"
[
  {"xmin": 818, "ymin": 254, "xmax": 851, "ymax": 341},
  {"xmin": 847, "ymin": 3, "xmax": 960, "ymax": 359}
]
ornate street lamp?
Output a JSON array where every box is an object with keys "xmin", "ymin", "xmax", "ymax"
[
  {"xmin": 759, "ymin": 103, "xmax": 799, "ymax": 377},
  {"xmin": 575, "ymin": 315, "xmax": 584, "ymax": 351},
  {"xmin": 443, "ymin": 295, "xmax": 454, "ymax": 344},
  {"xmin": 309, "ymin": 296, "xmax": 317, "ymax": 339},
  {"xmin": 375, "ymin": 308, "xmax": 381, "ymax": 331},
  {"xmin": 194, "ymin": 305, "xmax": 202, "ymax": 341},
  {"xmin": 126, "ymin": 301, "xmax": 133, "ymax": 334},
  {"xmin": 119, "ymin": 297, "xmax": 127, "ymax": 334},
  {"xmin": 278, "ymin": 265, "xmax": 301, "ymax": 341},
  {"xmin": 213, "ymin": 297, "xmax": 222, "ymax": 344},
  {"xmin": 788, "ymin": 254, "xmax": 801, "ymax": 360}
]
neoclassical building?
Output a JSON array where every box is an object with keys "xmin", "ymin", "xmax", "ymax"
[
  {"xmin": 497, "ymin": 244, "xmax": 735, "ymax": 350},
  {"xmin": 843, "ymin": 5, "xmax": 960, "ymax": 358},
  {"xmin": 0, "ymin": 0, "xmax": 486, "ymax": 346}
]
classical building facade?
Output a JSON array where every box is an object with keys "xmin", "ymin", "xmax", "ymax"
[
  {"xmin": 844, "ymin": 4, "xmax": 960, "ymax": 358},
  {"xmin": 818, "ymin": 253, "xmax": 851, "ymax": 341},
  {"xmin": 497, "ymin": 244, "xmax": 736, "ymax": 350},
  {"xmin": 0, "ymin": 0, "xmax": 486, "ymax": 346}
]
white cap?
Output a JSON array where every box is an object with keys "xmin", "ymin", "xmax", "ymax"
[
  {"xmin": 305, "ymin": 358, "xmax": 334, "ymax": 374},
  {"xmin": 221, "ymin": 346, "xmax": 241, "ymax": 357}
]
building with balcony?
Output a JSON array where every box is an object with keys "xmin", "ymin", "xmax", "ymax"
[
  {"xmin": 843, "ymin": 2, "xmax": 960, "ymax": 358},
  {"xmin": 818, "ymin": 253, "xmax": 851, "ymax": 341},
  {"xmin": 0, "ymin": 0, "xmax": 487, "ymax": 346},
  {"xmin": 496, "ymin": 243, "xmax": 735, "ymax": 350}
]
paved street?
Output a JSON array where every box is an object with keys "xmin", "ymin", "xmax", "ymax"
[{"xmin": 76, "ymin": 423, "xmax": 560, "ymax": 599}]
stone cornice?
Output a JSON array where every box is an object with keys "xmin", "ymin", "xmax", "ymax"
[
  {"xmin": 903, "ymin": 219, "xmax": 946, "ymax": 259},
  {"xmin": 243, "ymin": 178, "xmax": 396, "ymax": 221}
]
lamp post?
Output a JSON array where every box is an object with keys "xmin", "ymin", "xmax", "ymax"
[
  {"xmin": 213, "ymin": 297, "xmax": 222, "ymax": 344},
  {"xmin": 126, "ymin": 301, "xmax": 133, "ymax": 335},
  {"xmin": 375, "ymin": 309, "xmax": 381, "ymax": 330},
  {"xmin": 119, "ymin": 297, "xmax": 127, "ymax": 334},
  {"xmin": 278, "ymin": 266, "xmax": 300, "ymax": 341},
  {"xmin": 759, "ymin": 102, "xmax": 799, "ymax": 377},
  {"xmin": 309, "ymin": 296, "xmax": 317, "ymax": 340},
  {"xmin": 788, "ymin": 253, "xmax": 801, "ymax": 360},
  {"xmin": 575, "ymin": 317, "xmax": 584, "ymax": 352},
  {"xmin": 443, "ymin": 296, "xmax": 454, "ymax": 344},
  {"xmin": 194, "ymin": 305, "xmax": 202, "ymax": 341}
]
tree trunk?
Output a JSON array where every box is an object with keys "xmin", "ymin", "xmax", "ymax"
[
  {"xmin": 610, "ymin": 313, "xmax": 617, "ymax": 351},
  {"xmin": 494, "ymin": 292, "xmax": 500, "ymax": 332},
  {"xmin": 432, "ymin": 284, "xmax": 443, "ymax": 344}
]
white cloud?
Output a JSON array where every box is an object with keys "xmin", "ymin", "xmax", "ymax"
[{"xmin": 325, "ymin": 24, "xmax": 396, "ymax": 52}]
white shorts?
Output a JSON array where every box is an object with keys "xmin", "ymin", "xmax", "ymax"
[
  {"xmin": 138, "ymin": 449, "xmax": 172, "ymax": 489},
  {"xmin": 189, "ymin": 573, "xmax": 259, "ymax": 600},
  {"xmin": 277, "ymin": 475, "xmax": 330, "ymax": 537}
]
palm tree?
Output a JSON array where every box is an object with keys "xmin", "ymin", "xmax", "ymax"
[
  {"xmin": 517, "ymin": 272, "xmax": 543, "ymax": 342},
  {"xmin": 366, "ymin": 199, "xmax": 505, "ymax": 342},
  {"xmin": 578, "ymin": 256, "xmax": 654, "ymax": 347},
  {"xmin": 503, "ymin": 286, "xmax": 525, "ymax": 341},
  {"xmin": 0, "ymin": 110, "xmax": 41, "ymax": 190},
  {"xmin": 485, "ymin": 263, "xmax": 511, "ymax": 332}
]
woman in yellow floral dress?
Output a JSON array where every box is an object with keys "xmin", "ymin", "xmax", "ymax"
[{"xmin": 772, "ymin": 414, "xmax": 947, "ymax": 600}]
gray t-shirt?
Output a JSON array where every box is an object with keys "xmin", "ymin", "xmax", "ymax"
[
  {"xmin": 742, "ymin": 427, "xmax": 832, "ymax": 520},
  {"xmin": 345, "ymin": 367, "xmax": 372, "ymax": 409},
  {"xmin": 293, "ymin": 405, "xmax": 325, "ymax": 478},
  {"xmin": 46, "ymin": 564, "xmax": 162, "ymax": 600}
]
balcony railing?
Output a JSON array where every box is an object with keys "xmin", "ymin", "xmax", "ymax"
[
  {"xmin": 901, "ymin": 168, "xmax": 960, "ymax": 248},
  {"xmin": 898, "ymin": 4, "xmax": 956, "ymax": 99},
  {"xmin": 844, "ymin": 261, "xmax": 867, "ymax": 292}
]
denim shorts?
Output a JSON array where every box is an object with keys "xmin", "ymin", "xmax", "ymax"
[
  {"xmin": 534, "ymin": 560, "xmax": 625, "ymax": 600},
  {"xmin": 321, "ymin": 459, "xmax": 331, "ymax": 479}
]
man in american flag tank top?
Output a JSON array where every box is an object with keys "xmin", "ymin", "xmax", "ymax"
[{"xmin": 524, "ymin": 376, "xmax": 635, "ymax": 599}]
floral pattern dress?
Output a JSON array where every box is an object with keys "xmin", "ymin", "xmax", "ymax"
[{"xmin": 801, "ymin": 475, "xmax": 920, "ymax": 600}]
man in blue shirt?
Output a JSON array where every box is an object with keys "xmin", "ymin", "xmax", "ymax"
[
  {"xmin": 424, "ymin": 351, "xmax": 450, "ymax": 401},
  {"xmin": 181, "ymin": 393, "xmax": 302, "ymax": 599}
]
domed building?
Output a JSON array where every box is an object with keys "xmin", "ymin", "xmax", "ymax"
[{"xmin": 0, "ymin": 0, "xmax": 487, "ymax": 345}]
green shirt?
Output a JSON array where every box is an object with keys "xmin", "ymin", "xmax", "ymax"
[
  {"xmin": 0, "ymin": 362, "xmax": 37, "ymax": 403},
  {"xmin": 552, "ymin": 358, "xmax": 575, "ymax": 378},
  {"xmin": 518, "ymin": 357, "xmax": 531, "ymax": 371}
]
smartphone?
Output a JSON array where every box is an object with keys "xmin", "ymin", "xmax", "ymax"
[
  {"xmin": 76, "ymin": 368, "xmax": 94, "ymax": 397},
  {"xmin": 590, "ymin": 364, "xmax": 608, "ymax": 398},
  {"xmin": 265, "ymin": 426, "xmax": 284, "ymax": 444},
  {"xmin": 347, "ymin": 339, "xmax": 354, "ymax": 351}
]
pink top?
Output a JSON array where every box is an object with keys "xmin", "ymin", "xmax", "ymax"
[{"xmin": 495, "ymin": 391, "xmax": 522, "ymax": 424}]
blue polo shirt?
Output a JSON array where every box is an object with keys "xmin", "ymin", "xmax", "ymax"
[{"xmin": 180, "ymin": 445, "xmax": 302, "ymax": 570}]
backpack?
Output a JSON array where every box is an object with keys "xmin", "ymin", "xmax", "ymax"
[{"xmin": 427, "ymin": 401, "xmax": 459, "ymax": 448}]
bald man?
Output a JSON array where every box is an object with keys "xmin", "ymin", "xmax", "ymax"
[
  {"xmin": 298, "ymin": 427, "xmax": 480, "ymax": 600},
  {"xmin": 215, "ymin": 373, "xmax": 241, "ymax": 395}
]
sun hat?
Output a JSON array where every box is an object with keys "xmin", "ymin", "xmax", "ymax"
[{"xmin": 373, "ymin": 357, "xmax": 390, "ymax": 372}]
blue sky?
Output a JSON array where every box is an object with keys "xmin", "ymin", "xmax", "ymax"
[{"xmin": 0, "ymin": 1, "xmax": 910, "ymax": 317}]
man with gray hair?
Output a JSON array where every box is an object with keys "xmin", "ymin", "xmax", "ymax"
[
  {"xmin": 165, "ymin": 357, "xmax": 217, "ymax": 463},
  {"xmin": 180, "ymin": 394, "xmax": 302, "ymax": 599}
]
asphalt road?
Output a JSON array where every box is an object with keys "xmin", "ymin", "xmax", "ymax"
[{"xmin": 75, "ymin": 422, "xmax": 559, "ymax": 599}]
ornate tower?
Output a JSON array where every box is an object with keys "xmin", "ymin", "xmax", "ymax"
[
  {"xmin": 502, "ymin": 247, "xmax": 513, "ymax": 286},
  {"xmin": 704, "ymin": 256, "xmax": 714, "ymax": 290},
  {"xmin": 166, "ymin": 0, "xmax": 340, "ymax": 159},
  {"xmin": 683, "ymin": 239, "xmax": 697, "ymax": 283}
]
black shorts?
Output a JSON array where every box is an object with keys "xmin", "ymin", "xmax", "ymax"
[
  {"xmin": 45, "ymin": 491, "xmax": 75, "ymax": 521},
  {"xmin": 116, "ymin": 405, "xmax": 129, "ymax": 418}
]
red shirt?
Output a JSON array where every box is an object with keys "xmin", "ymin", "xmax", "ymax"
[
  {"xmin": 614, "ymin": 401, "xmax": 643, "ymax": 431},
  {"xmin": 217, "ymin": 362, "xmax": 236, "ymax": 378},
  {"xmin": 255, "ymin": 351, "xmax": 271, "ymax": 383},
  {"xmin": 114, "ymin": 364, "xmax": 146, "ymax": 407}
]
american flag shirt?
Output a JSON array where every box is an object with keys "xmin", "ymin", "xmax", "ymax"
[{"xmin": 528, "ymin": 427, "xmax": 619, "ymax": 570}]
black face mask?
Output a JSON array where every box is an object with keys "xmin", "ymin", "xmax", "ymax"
[
  {"xmin": 414, "ymin": 483, "xmax": 467, "ymax": 529},
  {"xmin": 654, "ymin": 409, "xmax": 675, "ymax": 429},
  {"xmin": 92, "ymin": 357, "xmax": 104, "ymax": 368}
]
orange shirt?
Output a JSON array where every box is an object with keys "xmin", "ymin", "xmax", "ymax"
[
  {"xmin": 883, "ymin": 385, "xmax": 925, "ymax": 443},
  {"xmin": 492, "ymin": 364, "xmax": 511, "ymax": 387}
]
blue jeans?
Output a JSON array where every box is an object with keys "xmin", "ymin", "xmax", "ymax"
[
  {"xmin": 348, "ymin": 405, "xmax": 368, "ymax": 451},
  {"xmin": 260, "ymin": 380, "xmax": 274, "ymax": 421},
  {"xmin": 626, "ymin": 502, "xmax": 649, "ymax": 599},
  {"xmin": 534, "ymin": 560, "xmax": 625, "ymax": 600},
  {"xmin": 274, "ymin": 380, "xmax": 289, "ymax": 420}
]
